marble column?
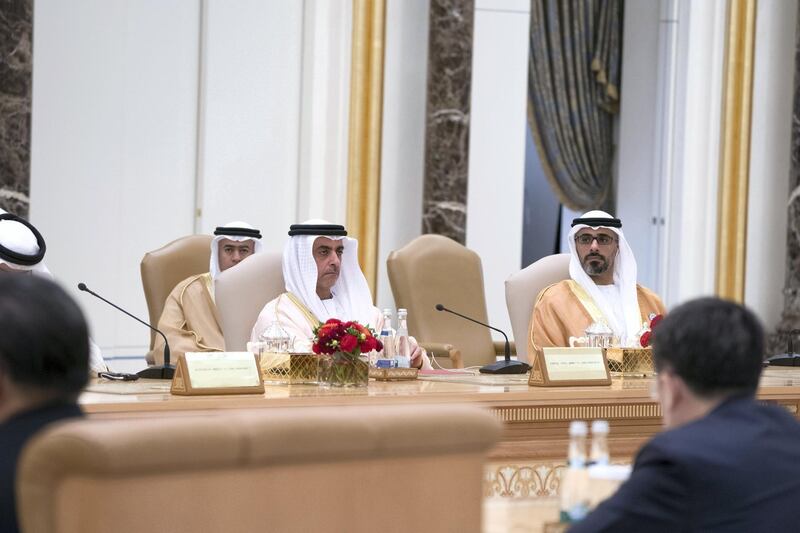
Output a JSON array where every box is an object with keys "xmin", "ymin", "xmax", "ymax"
[
  {"xmin": 421, "ymin": 0, "xmax": 474, "ymax": 244},
  {"xmin": 768, "ymin": 4, "xmax": 800, "ymax": 356},
  {"xmin": 0, "ymin": 0, "xmax": 33, "ymax": 217}
]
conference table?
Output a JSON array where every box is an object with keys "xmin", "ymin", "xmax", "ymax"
[{"xmin": 79, "ymin": 367, "xmax": 800, "ymax": 505}]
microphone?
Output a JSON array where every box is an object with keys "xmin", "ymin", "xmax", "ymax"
[
  {"xmin": 78, "ymin": 283, "xmax": 175, "ymax": 379},
  {"xmin": 765, "ymin": 329, "xmax": 800, "ymax": 367},
  {"xmin": 435, "ymin": 303, "xmax": 530, "ymax": 374}
]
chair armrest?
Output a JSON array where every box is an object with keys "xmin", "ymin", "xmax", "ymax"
[
  {"xmin": 419, "ymin": 342, "xmax": 464, "ymax": 369},
  {"xmin": 493, "ymin": 340, "xmax": 517, "ymax": 356}
]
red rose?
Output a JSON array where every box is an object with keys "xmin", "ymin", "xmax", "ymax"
[
  {"xmin": 362, "ymin": 336, "xmax": 377, "ymax": 353},
  {"xmin": 311, "ymin": 343, "xmax": 320, "ymax": 354},
  {"xmin": 640, "ymin": 331, "xmax": 652, "ymax": 348},
  {"xmin": 320, "ymin": 342, "xmax": 335, "ymax": 355},
  {"xmin": 650, "ymin": 314, "xmax": 664, "ymax": 329},
  {"xmin": 325, "ymin": 318, "xmax": 342, "ymax": 325},
  {"xmin": 340, "ymin": 334, "xmax": 358, "ymax": 353},
  {"xmin": 375, "ymin": 339, "xmax": 383, "ymax": 352}
]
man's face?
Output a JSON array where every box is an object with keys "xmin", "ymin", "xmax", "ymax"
[
  {"xmin": 217, "ymin": 239, "xmax": 255, "ymax": 272},
  {"xmin": 313, "ymin": 237, "xmax": 344, "ymax": 298},
  {"xmin": 575, "ymin": 228, "xmax": 618, "ymax": 279}
]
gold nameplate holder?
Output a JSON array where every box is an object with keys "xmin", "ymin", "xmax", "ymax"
[
  {"xmin": 528, "ymin": 347, "xmax": 611, "ymax": 387},
  {"xmin": 171, "ymin": 352, "xmax": 265, "ymax": 395}
]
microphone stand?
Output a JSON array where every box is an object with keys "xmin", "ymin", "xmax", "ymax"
[
  {"xmin": 435, "ymin": 304, "xmax": 530, "ymax": 374},
  {"xmin": 765, "ymin": 329, "xmax": 800, "ymax": 367},
  {"xmin": 78, "ymin": 283, "xmax": 175, "ymax": 379}
]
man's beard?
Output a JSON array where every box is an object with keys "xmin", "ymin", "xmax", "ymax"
[{"xmin": 582, "ymin": 253, "xmax": 609, "ymax": 276}]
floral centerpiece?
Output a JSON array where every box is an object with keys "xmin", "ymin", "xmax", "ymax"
[
  {"xmin": 638, "ymin": 314, "xmax": 664, "ymax": 348},
  {"xmin": 312, "ymin": 319, "xmax": 382, "ymax": 387}
]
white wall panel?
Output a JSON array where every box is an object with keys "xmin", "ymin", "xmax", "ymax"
[
  {"xmin": 746, "ymin": 0, "xmax": 795, "ymax": 330},
  {"xmin": 661, "ymin": 0, "xmax": 727, "ymax": 307},
  {"xmin": 296, "ymin": 0, "xmax": 352, "ymax": 227},
  {"xmin": 376, "ymin": 0, "xmax": 430, "ymax": 311},
  {"xmin": 30, "ymin": 0, "xmax": 200, "ymax": 357},
  {"xmin": 467, "ymin": 3, "xmax": 530, "ymax": 339},
  {"xmin": 616, "ymin": 2, "xmax": 662, "ymax": 291},
  {"xmin": 197, "ymin": 0, "xmax": 303, "ymax": 250}
]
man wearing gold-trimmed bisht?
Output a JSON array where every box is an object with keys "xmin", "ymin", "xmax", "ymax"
[
  {"xmin": 528, "ymin": 210, "xmax": 666, "ymax": 360},
  {"xmin": 148, "ymin": 221, "xmax": 263, "ymax": 365},
  {"xmin": 250, "ymin": 220, "xmax": 431, "ymax": 369}
]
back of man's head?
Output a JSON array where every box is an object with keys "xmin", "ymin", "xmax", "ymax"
[
  {"xmin": 0, "ymin": 275, "xmax": 89, "ymax": 397},
  {"xmin": 652, "ymin": 297, "xmax": 764, "ymax": 398}
]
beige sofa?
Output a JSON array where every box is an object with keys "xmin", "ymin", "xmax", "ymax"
[{"xmin": 17, "ymin": 404, "xmax": 500, "ymax": 533}]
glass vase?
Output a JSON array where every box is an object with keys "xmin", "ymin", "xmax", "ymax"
[{"xmin": 318, "ymin": 352, "xmax": 369, "ymax": 388}]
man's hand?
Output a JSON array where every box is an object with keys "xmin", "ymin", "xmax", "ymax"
[{"xmin": 409, "ymin": 337, "xmax": 426, "ymax": 369}]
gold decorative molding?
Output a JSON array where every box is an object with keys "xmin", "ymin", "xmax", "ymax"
[
  {"xmin": 485, "ymin": 463, "xmax": 565, "ymax": 499},
  {"xmin": 484, "ymin": 461, "xmax": 632, "ymax": 500},
  {"xmin": 346, "ymin": 0, "xmax": 387, "ymax": 297},
  {"xmin": 716, "ymin": 0, "xmax": 757, "ymax": 302},
  {"xmin": 491, "ymin": 403, "xmax": 662, "ymax": 423}
]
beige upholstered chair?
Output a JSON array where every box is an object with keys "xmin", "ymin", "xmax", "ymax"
[
  {"xmin": 387, "ymin": 234, "xmax": 505, "ymax": 369},
  {"xmin": 17, "ymin": 404, "xmax": 500, "ymax": 533},
  {"xmin": 215, "ymin": 251, "xmax": 285, "ymax": 351},
  {"xmin": 505, "ymin": 253, "xmax": 570, "ymax": 363},
  {"xmin": 140, "ymin": 235, "xmax": 213, "ymax": 359}
]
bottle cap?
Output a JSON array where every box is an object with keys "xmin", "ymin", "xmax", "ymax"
[
  {"xmin": 591, "ymin": 420, "xmax": 609, "ymax": 434},
  {"xmin": 569, "ymin": 420, "xmax": 588, "ymax": 436}
]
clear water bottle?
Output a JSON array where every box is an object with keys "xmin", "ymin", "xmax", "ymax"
[
  {"xmin": 560, "ymin": 420, "xmax": 589, "ymax": 523},
  {"xmin": 395, "ymin": 308, "xmax": 411, "ymax": 368},
  {"xmin": 377, "ymin": 309, "xmax": 397, "ymax": 368},
  {"xmin": 590, "ymin": 420, "xmax": 610, "ymax": 466}
]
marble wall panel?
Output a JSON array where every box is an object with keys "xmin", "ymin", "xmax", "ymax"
[
  {"xmin": 421, "ymin": 0, "xmax": 474, "ymax": 244},
  {"xmin": 769, "ymin": 4, "xmax": 800, "ymax": 356},
  {"xmin": 0, "ymin": 0, "xmax": 32, "ymax": 217}
]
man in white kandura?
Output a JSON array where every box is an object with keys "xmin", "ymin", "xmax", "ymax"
[
  {"xmin": 251, "ymin": 220, "xmax": 431, "ymax": 369},
  {"xmin": 529, "ymin": 210, "xmax": 666, "ymax": 360},
  {"xmin": 0, "ymin": 208, "xmax": 108, "ymax": 374},
  {"xmin": 148, "ymin": 221, "xmax": 263, "ymax": 364}
]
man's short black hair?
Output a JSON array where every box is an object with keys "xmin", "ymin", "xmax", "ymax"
[
  {"xmin": 652, "ymin": 297, "xmax": 764, "ymax": 398},
  {"xmin": 0, "ymin": 275, "xmax": 89, "ymax": 395}
]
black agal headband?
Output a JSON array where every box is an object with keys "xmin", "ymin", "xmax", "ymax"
[
  {"xmin": 0, "ymin": 213, "xmax": 47, "ymax": 266},
  {"xmin": 288, "ymin": 224, "xmax": 347, "ymax": 237},
  {"xmin": 214, "ymin": 226, "xmax": 262, "ymax": 239},
  {"xmin": 571, "ymin": 217, "xmax": 622, "ymax": 229}
]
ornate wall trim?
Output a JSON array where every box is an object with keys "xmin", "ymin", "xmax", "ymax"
[
  {"xmin": 716, "ymin": 0, "xmax": 757, "ymax": 302},
  {"xmin": 347, "ymin": 0, "xmax": 387, "ymax": 296}
]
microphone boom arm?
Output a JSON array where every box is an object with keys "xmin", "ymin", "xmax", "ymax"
[
  {"xmin": 435, "ymin": 304, "xmax": 510, "ymax": 360},
  {"xmin": 78, "ymin": 283, "xmax": 172, "ymax": 378}
]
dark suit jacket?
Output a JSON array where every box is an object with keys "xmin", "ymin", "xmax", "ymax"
[
  {"xmin": 0, "ymin": 401, "xmax": 83, "ymax": 533},
  {"xmin": 570, "ymin": 396, "xmax": 800, "ymax": 533}
]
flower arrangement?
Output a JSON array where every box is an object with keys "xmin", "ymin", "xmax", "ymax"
[
  {"xmin": 639, "ymin": 314, "xmax": 664, "ymax": 348},
  {"xmin": 312, "ymin": 319, "xmax": 383, "ymax": 355},
  {"xmin": 312, "ymin": 319, "xmax": 381, "ymax": 387}
]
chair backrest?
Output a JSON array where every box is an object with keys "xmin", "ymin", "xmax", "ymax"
[
  {"xmin": 387, "ymin": 234, "xmax": 494, "ymax": 368},
  {"xmin": 504, "ymin": 253, "xmax": 570, "ymax": 362},
  {"xmin": 17, "ymin": 404, "xmax": 500, "ymax": 533},
  {"xmin": 141, "ymin": 235, "xmax": 213, "ymax": 351},
  {"xmin": 215, "ymin": 251, "xmax": 285, "ymax": 351}
]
